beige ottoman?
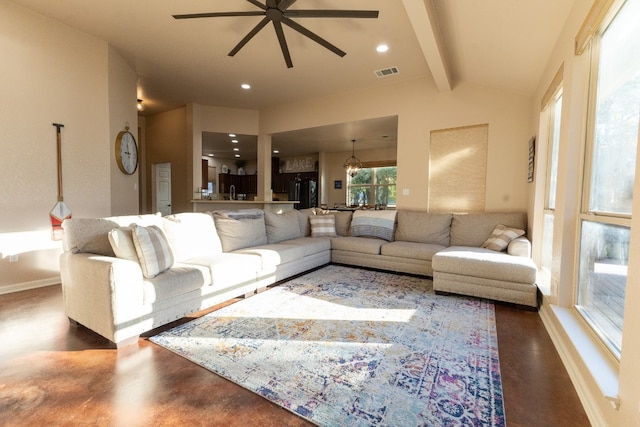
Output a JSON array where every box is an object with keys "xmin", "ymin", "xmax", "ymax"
[{"xmin": 432, "ymin": 246, "xmax": 539, "ymax": 309}]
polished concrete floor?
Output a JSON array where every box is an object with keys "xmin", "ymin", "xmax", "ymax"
[{"xmin": 0, "ymin": 280, "xmax": 590, "ymax": 426}]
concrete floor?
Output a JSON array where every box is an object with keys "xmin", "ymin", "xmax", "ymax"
[{"xmin": 0, "ymin": 281, "xmax": 590, "ymax": 426}]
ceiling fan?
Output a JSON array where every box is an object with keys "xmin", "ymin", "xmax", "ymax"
[{"xmin": 173, "ymin": 0, "xmax": 379, "ymax": 68}]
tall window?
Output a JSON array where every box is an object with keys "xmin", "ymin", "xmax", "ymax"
[
  {"xmin": 346, "ymin": 166, "xmax": 397, "ymax": 207},
  {"xmin": 577, "ymin": 0, "xmax": 640, "ymax": 357},
  {"xmin": 541, "ymin": 92, "xmax": 563, "ymax": 274}
]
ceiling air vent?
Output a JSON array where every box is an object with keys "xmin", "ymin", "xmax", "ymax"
[{"xmin": 374, "ymin": 66, "xmax": 399, "ymax": 78}]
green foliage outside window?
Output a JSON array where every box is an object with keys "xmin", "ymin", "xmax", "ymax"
[{"xmin": 347, "ymin": 166, "xmax": 397, "ymax": 207}]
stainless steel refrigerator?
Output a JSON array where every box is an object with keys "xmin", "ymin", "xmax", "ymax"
[{"xmin": 288, "ymin": 179, "xmax": 317, "ymax": 209}]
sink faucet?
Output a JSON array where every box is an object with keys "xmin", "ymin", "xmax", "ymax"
[{"xmin": 229, "ymin": 184, "xmax": 236, "ymax": 200}]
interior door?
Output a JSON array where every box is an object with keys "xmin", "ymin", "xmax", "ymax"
[{"xmin": 154, "ymin": 163, "xmax": 172, "ymax": 216}]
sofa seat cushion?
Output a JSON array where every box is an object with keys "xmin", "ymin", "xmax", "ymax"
[
  {"xmin": 331, "ymin": 236, "xmax": 385, "ymax": 255},
  {"xmin": 380, "ymin": 241, "xmax": 446, "ymax": 261},
  {"xmin": 183, "ymin": 253, "xmax": 262, "ymax": 287},
  {"xmin": 235, "ymin": 244, "xmax": 304, "ymax": 268},
  {"xmin": 142, "ymin": 265, "xmax": 211, "ymax": 305},
  {"xmin": 280, "ymin": 237, "xmax": 331, "ymax": 256},
  {"xmin": 432, "ymin": 246, "xmax": 537, "ymax": 284}
]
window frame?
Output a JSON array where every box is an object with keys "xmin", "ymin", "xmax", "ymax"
[
  {"xmin": 540, "ymin": 90, "xmax": 563, "ymax": 277},
  {"xmin": 575, "ymin": 0, "xmax": 639, "ymax": 359},
  {"xmin": 345, "ymin": 163, "xmax": 397, "ymax": 208}
]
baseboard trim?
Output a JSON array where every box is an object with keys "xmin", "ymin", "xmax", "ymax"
[
  {"xmin": 539, "ymin": 302, "xmax": 610, "ymax": 427},
  {"xmin": 0, "ymin": 277, "xmax": 60, "ymax": 295}
]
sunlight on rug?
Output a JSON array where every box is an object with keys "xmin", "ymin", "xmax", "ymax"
[{"xmin": 150, "ymin": 265, "xmax": 505, "ymax": 426}]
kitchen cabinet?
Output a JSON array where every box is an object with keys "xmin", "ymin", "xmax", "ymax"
[
  {"xmin": 219, "ymin": 173, "xmax": 257, "ymax": 194},
  {"xmin": 202, "ymin": 159, "xmax": 208, "ymax": 190}
]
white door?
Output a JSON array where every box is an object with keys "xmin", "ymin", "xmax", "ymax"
[{"xmin": 154, "ymin": 163, "xmax": 172, "ymax": 216}]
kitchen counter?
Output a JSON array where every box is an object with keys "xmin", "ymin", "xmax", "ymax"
[{"xmin": 191, "ymin": 199, "xmax": 298, "ymax": 213}]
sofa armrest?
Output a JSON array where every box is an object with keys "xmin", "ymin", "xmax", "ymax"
[
  {"xmin": 507, "ymin": 236, "xmax": 531, "ymax": 257},
  {"xmin": 60, "ymin": 252, "xmax": 145, "ymax": 344}
]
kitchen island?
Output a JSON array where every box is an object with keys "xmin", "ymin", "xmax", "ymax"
[{"xmin": 191, "ymin": 200, "xmax": 298, "ymax": 213}]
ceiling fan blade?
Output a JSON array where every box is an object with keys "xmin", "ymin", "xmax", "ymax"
[
  {"xmin": 272, "ymin": 21, "xmax": 293, "ymax": 68},
  {"xmin": 281, "ymin": 16, "xmax": 346, "ymax": 57},
  {"xmin": 277, "ymin": 0, "xmax": 297, "ymax": 11},
  {"xmin": 284, "ymin": 10, "xmax": 379, "ymax": 19},
  {"xmin": 245, "ymin": 0, "xmax": 267, "ymax": 10},
  {"xmin": 229, "ymin": 17, "xmax": 271, "ymax": 56},
  {"xmin": 173, "ymin": 11, "xmax": 264, "ymax": 19}
]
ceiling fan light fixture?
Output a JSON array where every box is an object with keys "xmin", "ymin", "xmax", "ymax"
[
  {"xmin": 343, "ymin": 139, "xmax": 362, "ymax": 178},
  {"xmin": 172, "ymin": 3, "xmax": 379, "ymax": 69}
]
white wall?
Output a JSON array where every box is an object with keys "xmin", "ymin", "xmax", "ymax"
[
  {"xmin": 0, "ymin": 1, "xmax": 138, "ymax": 292},
  {"xmin": 109, "ymin": 45, "xmax": 140, "ymax": 216},
  {"xmin": 260, "ymin": 77, "xmax": 533, "ymax": 212}
]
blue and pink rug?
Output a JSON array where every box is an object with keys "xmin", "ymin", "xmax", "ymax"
[{"xmin": 150, "ymin": 265, "xmax": 506, "ymax": 426}]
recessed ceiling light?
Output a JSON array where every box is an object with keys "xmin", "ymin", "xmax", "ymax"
[
  {"xmin": 229, "ymin": 133, "xmax": 236, "ymax": 137},
  {"xmin": 233, "ymin": 148, "xmax": 239, "ymax": 151},
  {"xmin": 232, "ymin": 139, "xmax": 238, "ymax": 143},
  {"xmin": 273, "ymin": 149, "xmax": 279, "ymax": 154},
  {"xmin": 234, "ymin": 154, "xmax": 240, "ymax": 158},
  {"xmin": 208, "ymin": 154, "xmax": 214, "ymax": 157},
  {"xmin": 376, "ymin": 44, "xmax": 389, "ymax": 53},
  {"xmin": 241, "ymin": 83, "xmax": 251, "ymax": 90}
]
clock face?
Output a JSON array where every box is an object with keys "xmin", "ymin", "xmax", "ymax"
[{"xmin": 116, "ymin": 130, "xmax": 138, "ymax": 175}]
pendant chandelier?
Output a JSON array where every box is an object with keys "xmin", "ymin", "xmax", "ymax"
[{"xmin": 343, "ymin": 139, "xmax": 362, "ymax": 178}]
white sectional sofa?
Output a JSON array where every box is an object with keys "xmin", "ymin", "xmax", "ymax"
[{"xmin": 60, "ymin": 208, "xmax": 538, "ymax": 347}]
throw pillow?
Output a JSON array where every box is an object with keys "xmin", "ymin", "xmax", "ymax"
[
  {"xmin": 131, "ymin": 224, "xmax": 174, "ymax": 278},
  {"xmin": 350, "ymin": 210, "xmax": 397, "ymax": 241},
  {"xmin": 107, "ymin": 226, "xmax": 138, "ymax": 262},
  {"xmin": 482, "ymin": 224, "xmax": 525, "ymax": 252},
  {"xmin": 310, "ymin": 215, "xmax": 337, "ymax": 237}
]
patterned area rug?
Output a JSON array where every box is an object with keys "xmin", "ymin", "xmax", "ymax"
[{"xmin": 150, "ymin": 265, "xmax": 505, "ymax": 426}]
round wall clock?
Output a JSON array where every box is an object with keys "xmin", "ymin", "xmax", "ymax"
[{"xmin": 115, "ymin": 126, "xmax": 138, "ymax": 175}]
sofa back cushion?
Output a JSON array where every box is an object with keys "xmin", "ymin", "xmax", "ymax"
[
  {"xmin": 264, "ymin": 210, "xmax": 303, "ymax": 243},
  {"xmin": 395, "ymin": 211, "xmax": 452, "ymax": 246},
  {"xmin": 450, "ymin": 212, "xmax": 527, "ymax": 247},
  {"xmin": 213, "ymin": 209, "xmax": 267, "ymax": 252},
  {"xmin": 162, "ymin": 212, "xmax": 223, "ymax": 262},
  {"xmin": 62, "ymin": 213, "xmax": 162, "ymax": 255},
  {"xmin": 297, "ymin": 208, "xmax": 316, "ymax": 236}
]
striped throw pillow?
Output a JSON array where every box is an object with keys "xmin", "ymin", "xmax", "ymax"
[
  {"xmin": 310, "ymin": 215, "xmax": 337, "ymax": 238},
  {"xmin": 132, "ymin": 225, "xmax": 174, "ymax": 278},
  {"xmin": 481, "ymin": 224, "xmax": 525, "ymax": 252}
]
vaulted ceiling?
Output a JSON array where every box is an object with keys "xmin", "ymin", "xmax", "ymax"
[
  {"xmin": 11, "ymin": 0, "xmax": 576, "ymax": 115},
  {"xmin": 11, "ymin": 0, "xmax": 575, "ymax": 157}
]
